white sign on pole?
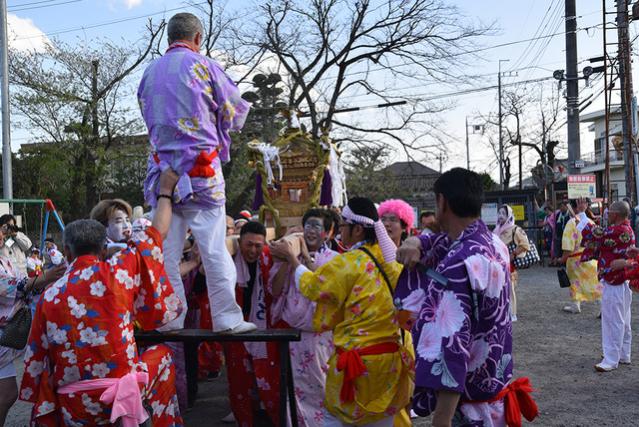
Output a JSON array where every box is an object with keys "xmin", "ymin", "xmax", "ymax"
[
  {"xmin": 567, "ymin": 175, "xmax": 597, "ymax": 199},
  {"xmin": 481, "ymin": 203, "xmax": 499, "ymax": 225}
]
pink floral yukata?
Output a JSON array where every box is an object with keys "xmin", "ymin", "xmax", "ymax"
[{"xmin": 268, "ymin": 244, "xmax": 338, "ymax": 427}]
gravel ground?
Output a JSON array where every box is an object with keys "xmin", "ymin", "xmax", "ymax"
[{"xmin": 6, "ymin": 266, "xmax": 639, "ymax": 426}]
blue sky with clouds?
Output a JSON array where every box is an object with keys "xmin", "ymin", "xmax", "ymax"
[{"xmin": 5, "ymin": 0, "xmax": 633, "ymax": 179}]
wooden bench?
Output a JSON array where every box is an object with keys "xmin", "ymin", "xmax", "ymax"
[{"xmin": 136, "ymin": 329, "xmax": 302, "ymax": 427}]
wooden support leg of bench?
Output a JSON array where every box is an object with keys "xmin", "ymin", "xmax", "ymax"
[
  {"xmin": 185, "ymin": 341, "xmax": 199, "ymax": 408},
  {"xmin": 278, "ymin": 341, "xmax": 298, "ymax": 427}
]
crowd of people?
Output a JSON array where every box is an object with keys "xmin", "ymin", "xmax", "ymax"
[{"xmin": 2, "ymin": 10, "xmax": 639, "ymax": 427}]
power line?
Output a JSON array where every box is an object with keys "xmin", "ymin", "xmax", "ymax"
[
  {"xmin": 511, "ymin": 1, "xmax": 564, "ymax": 92},
  {"xmin": 310, "ymin": 24, "xmax": 603, "ymax": 84},
  {"xmin": 13, "ymin": 8, "xmax": 602, "ymax": 75},
  {"xmin": 13, "ymin": 1, "xmax": 208, "ymax": 40},
  {"xmin": 509, "ymin": 0, "xmax": 561, "ymax": 71},
  {"xmin": 8, "ymin": 0, "xmax": 80, "ymax": 12},
  {"xmin": 337, "ymin": 63, "xmax": 567, "ymax": 102},
  {"xmin": 8, "ymin": 0, "xmax": 54, "ymax": 7},
  {"xmin": 334, "ymin": 76, "xmax": 555, "ymax": 111}
]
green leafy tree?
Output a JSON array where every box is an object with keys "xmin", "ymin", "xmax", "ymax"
[
  {"xmin": 479, "ymin": 172, "xmax": 498, "ymax": 192},
  {"xmin": 344, "ymin": 146, "xmax": 408, "ymax": 202},
  {"xmin": 9, "ymin": 23, "xmax": 164, "ymax": 218}
]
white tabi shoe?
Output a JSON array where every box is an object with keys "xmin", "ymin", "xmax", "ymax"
[
  {"xmin": 221, "ymin": 412, "xmax": 236, "ymax": 423},
  {"xmin": 218, "ymin": 320, "xmax": 257, "ymax": 335},
  {"xmin": 562, "ymin": 303, "xmax": 581, "ymax": 314},
  {"xmin": 594, "ymin": 362, "xmax": 617, "ymax": 372}
]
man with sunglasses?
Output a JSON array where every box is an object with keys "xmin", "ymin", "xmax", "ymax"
[{"xmin": 268, "ymin": 209, "xmax": 337, "ymax": 427}]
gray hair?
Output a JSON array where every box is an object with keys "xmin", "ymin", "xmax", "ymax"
[
  {"xmin": 63, "ymin": 219, "xmax": 107, "ymax": 258},
  {"xmin": 167, "ymin": 13, "xmax": 204, "ymax": 44},
  {"xmin": 610, "ymin": 200, "xmax": 631, "ymax": 219}
]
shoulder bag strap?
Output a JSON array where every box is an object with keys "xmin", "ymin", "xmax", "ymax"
[
  {"xmin": 358, "ymin": 246, "xmax": 405, "ymax": 344},
  {"xmin": 358, "ymin": 246, "xmax": 394, "ymax": 296}
]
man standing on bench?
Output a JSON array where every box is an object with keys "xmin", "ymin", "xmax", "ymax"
[
  {"xmin": 20, "ymin": 169, "xmax": 184, "ymax": 426},
  {"xmin": 138, "ymin": 12, "xmax": 254, "ymax": 334}
]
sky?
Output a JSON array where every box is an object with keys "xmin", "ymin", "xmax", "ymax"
[{"xmin": 4, "ymin": 0, "xmax": 634, "ymax": 183}]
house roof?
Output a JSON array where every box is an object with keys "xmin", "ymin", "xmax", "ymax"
[
  {"xmin": 580, "ymin": 106, "xmax": 622, "ymax": 122},
  {"xmin": 383, "ymin": 161, "xmax": 440, "ymax": 177}
]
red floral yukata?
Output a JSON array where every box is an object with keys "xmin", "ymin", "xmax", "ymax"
[
  {"xmin": 581, "ymin": 219, "xmax": 636, "ymax": 285},
  {"xmin": 224, "ymin": 246, "xmax": 287, "ymax": 427},
  {"xmin": 19, "ymin": 226, "xmax": 184, "ymax": 427}
]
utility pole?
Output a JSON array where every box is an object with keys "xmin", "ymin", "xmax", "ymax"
[
  {"xmin": 617, "ymin": 0, "xmax": 636, "ymax": 203},
  {"xmin": 498, "ymin": 59, "xmax": 509, "ymax": 190},
  {"xmin": 0, "ymin": 0, "xmax": 11, "ymax": 199},
  {"xmin": 565, "ymin": 0, "xmax": 581, "ymax": 174},
  {"xmin": 465, "ymin": 116, "xmax": 470, "ymax": 170},
  {"xmin": 517, "ymin": 116, "xmax": 522, "ymax": 190},
  {"xmin": 438, "ymin": 154, "xmax": 443, "ymax": 174}
]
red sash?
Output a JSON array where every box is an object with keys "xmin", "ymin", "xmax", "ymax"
[
  {"xmin": 465, "ymin": 377, "xmax": 538, "ymax": 427},
  {"xmin": 153, "ymin": 149, "xmax": 219, "ymax": 178},
  {"xmin": 188, "ymin": 150, "xmax": 219, "ymax": 178},
  {"xmin": 335, "ymin": 342, "xmax": 399, "ymax": 403}
]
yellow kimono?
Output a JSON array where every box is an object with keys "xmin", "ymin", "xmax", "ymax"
[
  {"xmin": 562, "ymin": 218, "xmax": 602, "ymax": 302},
  {"xmin": 299, "ymin": 242, "xmax": 415, "ymax": 425}
]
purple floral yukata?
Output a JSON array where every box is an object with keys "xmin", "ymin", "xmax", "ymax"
[
  {"xmin": 394, "ymin": 220, "xmax": 513, "ymax": 426},
  {"xmin": 138, "ymin": 45, "xmax": 250, "ymax": 210}
]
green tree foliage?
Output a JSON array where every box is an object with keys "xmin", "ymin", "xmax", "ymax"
[
  {"xmin": 9, "ymin": 25, "xmax": 164, "ymax": 219},
  {"xmin": 479, "ymin": 172, "xmax": 499, "ymax": 192},
  {"xmin": 344, "ymin": 146, "xmax": 408, "ymax": 202}
]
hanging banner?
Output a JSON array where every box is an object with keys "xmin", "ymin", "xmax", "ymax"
[
  {"xmin": 481, "ymin": 203, "xmax": 499, "ymax": 225},
  {"xmin": 567, "ymin": 175, "xmax": 597, "ymax": 199}
]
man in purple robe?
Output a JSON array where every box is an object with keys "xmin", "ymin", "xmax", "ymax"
[
  {"xmin": 395, "ymin": 168, "xmax": 538, "ymax": 427},
  {"xmin": 138, "ymin": 12, "xmax": 254, "ymax": 334}
]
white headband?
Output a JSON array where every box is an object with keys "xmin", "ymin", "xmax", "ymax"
[
  {"xmin": 341, "ymin": 204, "xmax": 397, "ymax": 263},
  {"xmin": 342, "ymin": 205, "xmax": 375, "ymax": 227}
]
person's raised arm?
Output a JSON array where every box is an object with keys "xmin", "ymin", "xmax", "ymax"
[
  {"xmin": 270, "ymin": 261, "xmax": 290, "ymax": 297},
  {"xmin": 13, "ymin": 231, "xmax": 32, "ymax": 252},
  {"xmin": 152, "ymin": 168, "xmax": 179, "ymax": 239}
]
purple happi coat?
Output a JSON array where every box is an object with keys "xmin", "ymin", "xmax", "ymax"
[
  {"xmin": 394, "ymin": 220, "xmax": 513, "ymax": 425},
  {"xmin": 138, "ymin": 45, "xmax": 250, "ymax": 210}
]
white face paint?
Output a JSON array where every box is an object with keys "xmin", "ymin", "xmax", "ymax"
[
  {"xmin": 107, "ymin": 209, "xmax": 132, "ymax": 243},
  {"xmin": 497, "ymin": 208, "xmax": 508, "ymax": 225}
]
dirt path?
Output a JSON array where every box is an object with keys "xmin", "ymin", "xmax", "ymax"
[{"xmin": 6, "ymin": 266, "xmax": 639, "ymax": 426}]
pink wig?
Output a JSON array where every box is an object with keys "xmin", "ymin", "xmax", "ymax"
[{"xmin": 378, "ymin": 199, "xmax": 415, "ymax": 232}]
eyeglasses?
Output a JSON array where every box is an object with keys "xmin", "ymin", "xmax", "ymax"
[
  {"xmin": 304, "ymin": 222, "xmax": 324, "ymax": 231},
  {"xmin": 381, "ymin": 215, "xmax": 401, "ymax": 224}
]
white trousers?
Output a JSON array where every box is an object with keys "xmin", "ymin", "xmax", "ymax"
[
  {"xmin": 601, "ymin": 280, "xmax": 632, "ymax": 367},
  {"xmin": 159, "ymin": 206, "xmax": 243, "ymax": 332},
  {"xmin": 322, "ymin": 410, "xmax": 393, "ymax": 427}
]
